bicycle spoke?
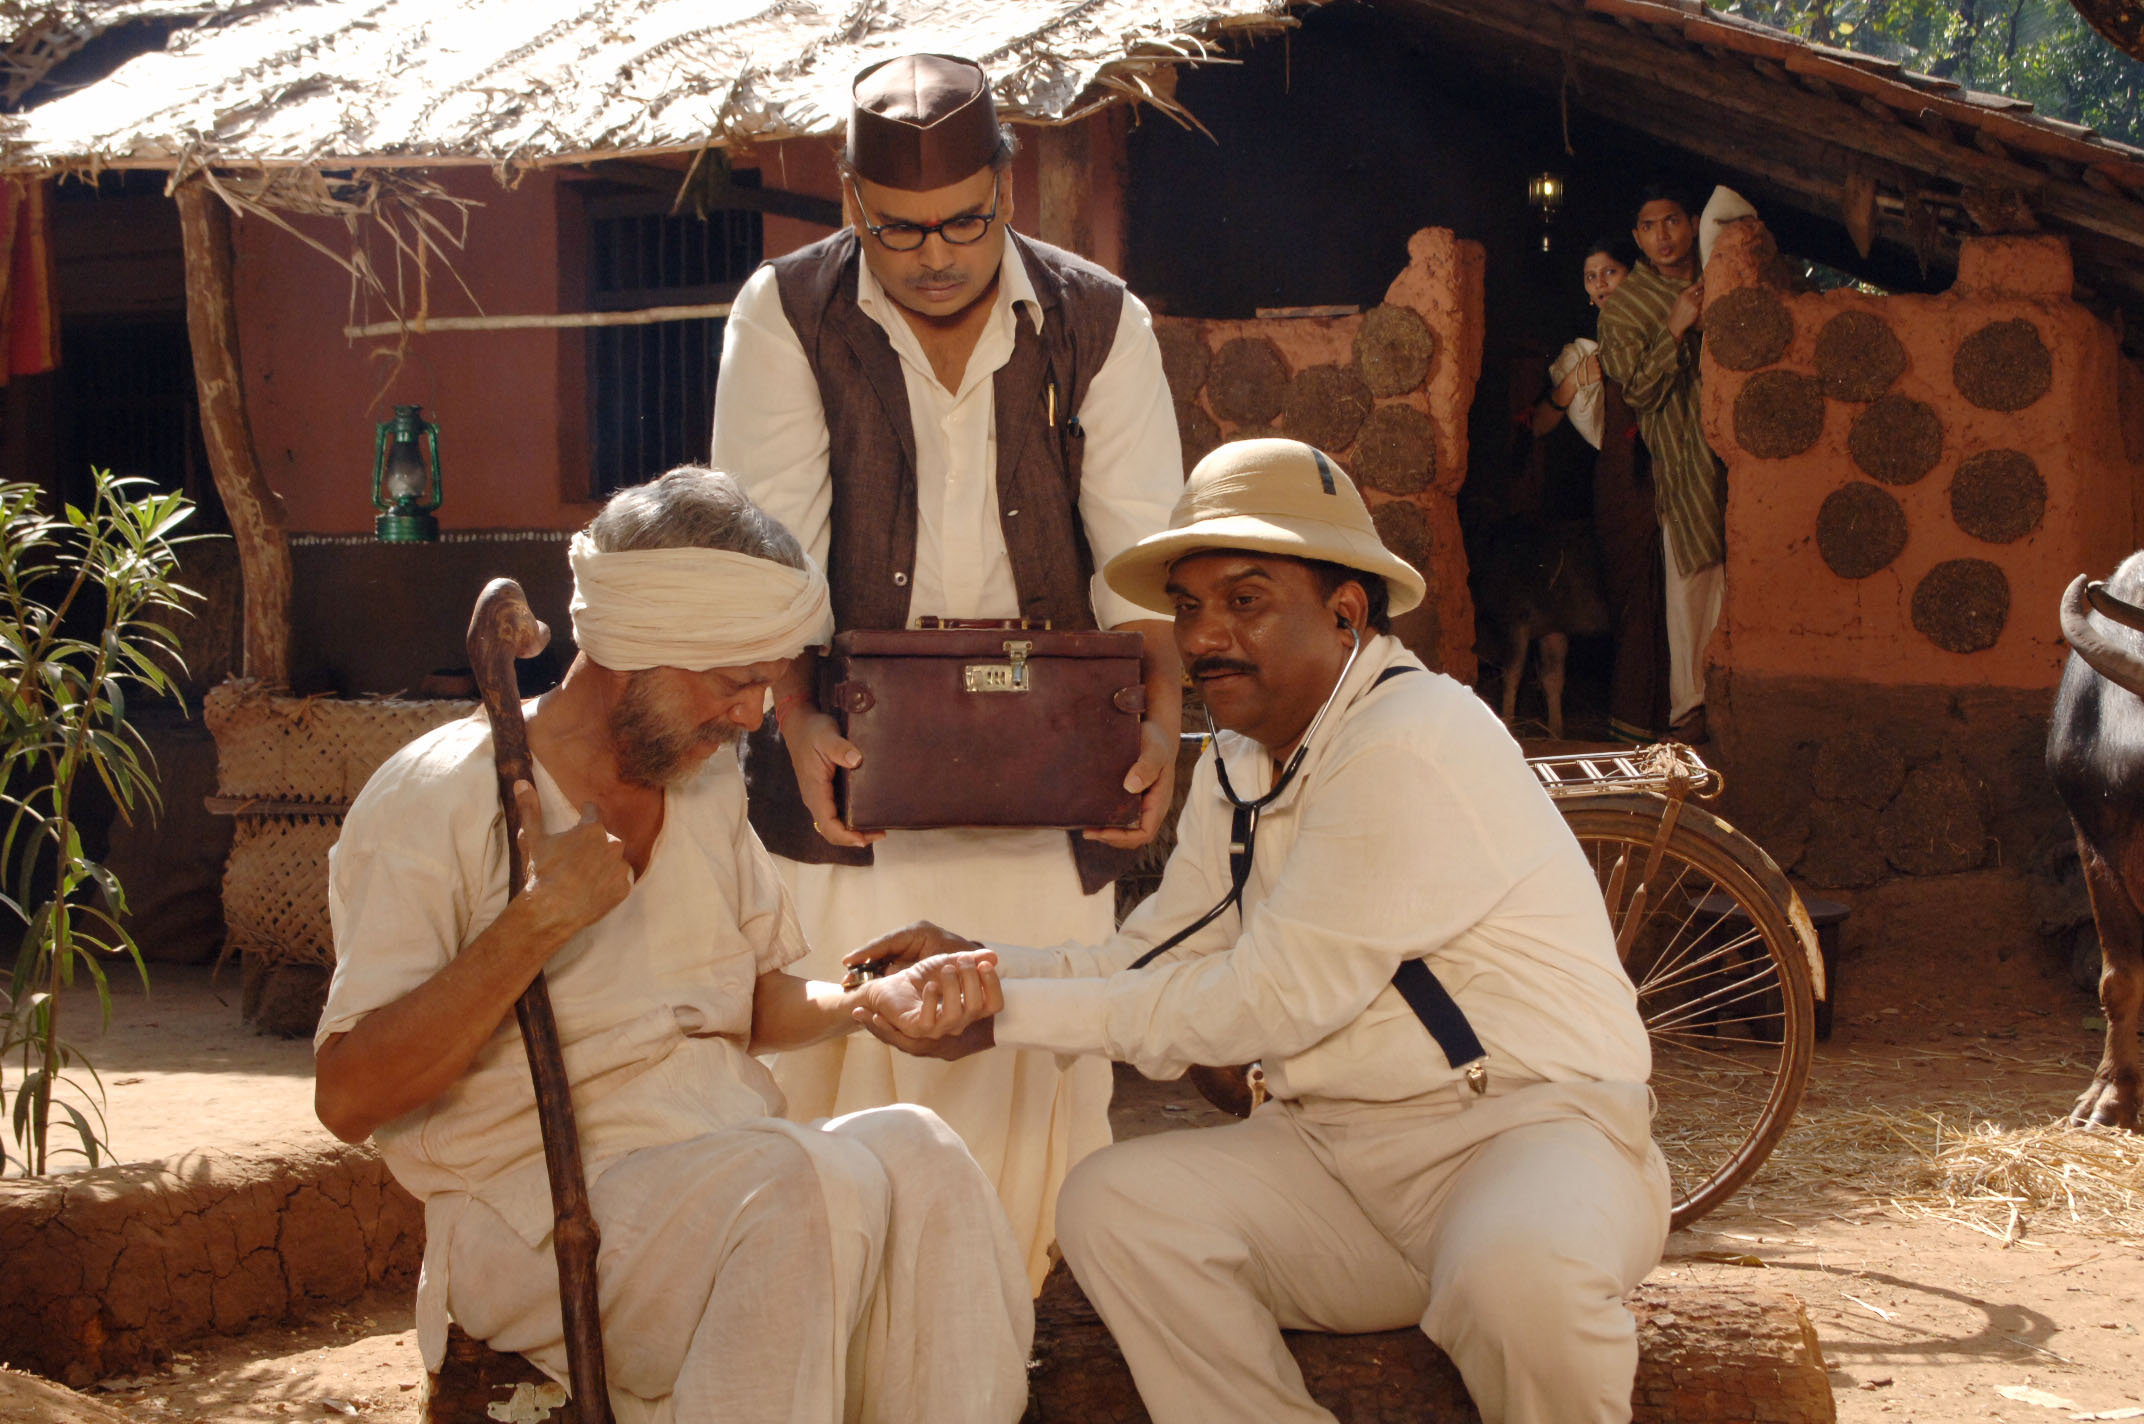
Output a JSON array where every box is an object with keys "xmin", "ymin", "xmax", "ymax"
[
  {"xmin": 1643, "ymin": 960, "xmax": 1791, "ymax": 1032},
  {"xmin": 1629, "ymin": 888, "xmax": 1755, "ymax": 991},
  {"xmin": 1649, "ymin": 1035, "xmax": 1786, "ymax": 1075},
  {"xmin": 1654, "ymin": 1008, "xmax": 1791, "ymax": 1038},
  {"xmin": 1633, "ymin": 926, "xmax": 1770, "ymax": 1000}
]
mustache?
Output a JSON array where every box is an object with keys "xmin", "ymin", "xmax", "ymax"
[
  {"xmin": 908, "ymin": 265, "xmax": 965, "ymax": 286},
  {"xmin": 1190, "ymin": 657, "xmax": 1257, "ymax": 679}
]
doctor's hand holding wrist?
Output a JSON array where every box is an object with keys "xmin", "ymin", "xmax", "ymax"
[{"xmin": 851, "ymin": 950, "xmax": 1002, "ymax": 1060}]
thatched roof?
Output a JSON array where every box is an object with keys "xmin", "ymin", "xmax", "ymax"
[
  {"xmin": 1, "ymin": 1, "xmax": 223, "ymax": 108},
  {"xmin": 0, "ymin": 0, "xmax": 1297, "ymax": 172},
  {"xmin": 15, "ymin": 0, "xmax": 2144, "ymax": 328}
]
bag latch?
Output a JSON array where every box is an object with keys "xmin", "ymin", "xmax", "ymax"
[{"xmin": 964, "ymin": 639, "xmax": 1033, "ymax": 694}]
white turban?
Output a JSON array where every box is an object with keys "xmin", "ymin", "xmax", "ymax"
[{"xmin": 568, "ymin": 531, "xmax": 835, "ymax": 672}]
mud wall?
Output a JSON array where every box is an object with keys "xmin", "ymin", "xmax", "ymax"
[
  {"xmin": 1701, "ymin": 224, "xmax": 2135, "ymax": 688},
  {"xmin": 1156, "ymin": 228, "xmax": 1484, "ymax": 680},
  {"xmin": 1695, "ymin": 224, "xmax": 2137, "ymax": 967},
  {"xmin": 0, "ymin": 1142, "xmax": 421, "ymax": 1386},
  {"xmin": 229, "ymin": 122, "xmax": 1114, "ymax": 541}
]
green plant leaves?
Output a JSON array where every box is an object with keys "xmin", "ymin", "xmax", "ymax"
[{"xmin": 0, "ymin": 467, "xmax": 213, "ymax": 1175}]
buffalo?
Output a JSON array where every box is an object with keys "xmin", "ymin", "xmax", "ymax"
[{"xmin": 2049, "ymin": 561, "xmax": 2144, "ymax": 1130}]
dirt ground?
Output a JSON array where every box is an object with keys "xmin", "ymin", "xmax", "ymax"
[{"xmin": 13, "ymin": 948, "xmax": 2144, "ymax": 1424}]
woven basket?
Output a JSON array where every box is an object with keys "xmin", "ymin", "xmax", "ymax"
[
  {"xmin": 205, "ymin": 679, "xmax": 477, "ymax": 802},
  {"xmin": 222, "ymin": 815, "xmax": 344, "ymax": 969},
  {"xmin": 206, "ymin": 679, "xmax": 476, "ymax": 970}
]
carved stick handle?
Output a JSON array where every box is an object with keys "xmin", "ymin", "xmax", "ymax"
[{"xmin": 467, "ymin": 578, "xmax": 614, "ymax": 1424}]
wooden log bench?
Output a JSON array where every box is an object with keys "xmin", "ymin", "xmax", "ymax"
[{"xmin": 423, "ymin": 1267, "xmax": 1837, "ymax": 1423}]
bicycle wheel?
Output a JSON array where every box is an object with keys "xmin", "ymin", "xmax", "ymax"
[{"xmin": 1561, "ymin": 801, "xmax": 1815, "ymax": 1231}]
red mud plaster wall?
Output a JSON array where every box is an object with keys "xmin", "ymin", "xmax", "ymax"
[
  {"xmin": 1156, "ymin": 228, "xmax": 1484, "ymax": 680},
  {"xmin": 1690, "ymin": 223, "xmax": 2138, "ymax": 932},
  {"xmin": 1700, "ymin": 223, "xmax": 2139, "ymax": 692},
  {"xmin": 229, "ymin": 130, "xmax": 1104, "ymax": 537},
  {"xmin": 232, "ymin": 170, "xmax": 584, "ymax": 535}
]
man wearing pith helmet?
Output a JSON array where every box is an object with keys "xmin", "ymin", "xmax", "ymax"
[
  {"xmin": 711, "ymin": 53, "xmax": 1183, "ymax": 1289},
  {"xmin": 853, "ymin": 439, "xmax": 1673, "ymax": 1424}
]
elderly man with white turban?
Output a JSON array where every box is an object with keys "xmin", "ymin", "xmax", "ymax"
[{"xmin": 312, "ymin": 467, "xmax": 1033, "ymax": 1424}]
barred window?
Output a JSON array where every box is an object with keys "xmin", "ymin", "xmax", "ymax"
[{"xmin": 585, "ymin": 191, "xmax": 762, "ymax": 496}]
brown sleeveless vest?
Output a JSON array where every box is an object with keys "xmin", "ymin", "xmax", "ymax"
[{"xmin": 741, "ymin": 227, "xmax": 1140, "ymax": 894}]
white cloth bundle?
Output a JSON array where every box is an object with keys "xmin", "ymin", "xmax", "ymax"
[
  {"xmin": 1699, "ymin": 185, "xmax": 1758, "ymax": 270},
  {"xmin": 568, "ymin": 532, "xmax": 834, "ymax": 672},
  {"xmin": 1550, "ymin": 338, "xmax": 1606, "ymax": 451}
]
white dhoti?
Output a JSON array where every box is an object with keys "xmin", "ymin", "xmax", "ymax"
[
  {"xmin": 1055, "ymin": 1079, "xmax": 1671, "ymax": 1424},
  {"xmin": 443, "ymin": 1104, "xmax": 1033, "ymax": 1424},
  {"xmin": 770, "ymin": 827, "xmax": 1117, "ymax": 1292},
  {"xmin": 1665, "ymin": 552, "xmax": 1724, "ymax": 724}
]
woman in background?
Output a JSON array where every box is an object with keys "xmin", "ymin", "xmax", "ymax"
[{"xmin": 1531, "ymin": 237, "xmax": 1670, "ymax": 744}]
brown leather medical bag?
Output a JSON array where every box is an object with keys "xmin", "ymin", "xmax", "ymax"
[{"xmin": 826, "ymin": 618, "xmax": 1146, "ymax": 831}]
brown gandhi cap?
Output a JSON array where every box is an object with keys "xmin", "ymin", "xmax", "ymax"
[{"xmin": 846, "ymin": 53, "xmax": 1001, "ymax": 191}]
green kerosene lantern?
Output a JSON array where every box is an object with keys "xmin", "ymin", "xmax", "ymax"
[{"xmin": 372, "ymin": 404, "xmax": 444, "ymax": 543}]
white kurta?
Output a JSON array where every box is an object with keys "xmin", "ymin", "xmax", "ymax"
[
  {"xmin": 319, "ymin": 716, "xmax": 1032, "ymax": 1423},
  {"xmin": 711, "ymin": 235, "xmax": 1182, "ymax": 1289}
]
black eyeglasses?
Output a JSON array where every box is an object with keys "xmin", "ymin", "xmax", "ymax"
[{"xmin": 848, "ymin": 175, "xmax": 1000, "ymax": 252}]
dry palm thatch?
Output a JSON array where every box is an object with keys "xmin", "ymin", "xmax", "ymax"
[
  {"xmin": 2, "ymin": 0, "xmax": 1301, "ymax": 337},
  {"xmin": 4, "ymin": 0, "xmax": 1304, "ymax": 172}
]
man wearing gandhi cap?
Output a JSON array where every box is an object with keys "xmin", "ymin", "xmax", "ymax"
[
  {"xmin": 711, "ymin": 53, "xmax": 1183, "ymax": 1288},
  {"xmin": 857, "ymin": 441, "xmax": 1673, "ymax": 1424},
  {"xmin": 313, "ymin": 468, "xmax": 1032, "ymax": 1422}
]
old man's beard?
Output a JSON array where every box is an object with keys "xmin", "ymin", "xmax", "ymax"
[{"xmin": 610, "ymin": 671, "xmax": 740, "ymax": 788}]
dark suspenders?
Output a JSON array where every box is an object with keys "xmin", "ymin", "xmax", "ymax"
[{"xmin": 1132, "ymin": 663, "xmax": 1488, "ymax": 1080}]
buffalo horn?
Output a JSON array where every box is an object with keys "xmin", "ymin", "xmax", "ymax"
[
  {"xmin": 2061, "ymin": 573, "xmax": 2144, "ymax": 700},
  {"xmin": 2087, "ymin": 578, "xmax": 2144, "ymax": 635}
]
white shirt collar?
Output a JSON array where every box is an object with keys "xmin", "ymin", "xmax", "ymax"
[{"xmin": 1211, "ymin": 633, "xmax": 1418, "ymax": 809}]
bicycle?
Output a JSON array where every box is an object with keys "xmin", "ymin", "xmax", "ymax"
[{"xmin": 1531, "ymin": 742, "xmax": 1821, "ymax": 1231}]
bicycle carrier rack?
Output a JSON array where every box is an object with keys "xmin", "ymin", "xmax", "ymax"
[{"xmin": 1526, "ymin": 742, "xmax": 1723, "ymax": 802}]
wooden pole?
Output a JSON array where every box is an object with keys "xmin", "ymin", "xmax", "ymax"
[
  {"xmin": 1034, "ymin": 110, "xmax": 1129, "ymax": 274},
  {"xmin": 466, "ymin": 579, "xmax": 613, "ymax": 1424},
  {"xmin": 1036, "ymin": 121, "xmax": 1096, "ymax": 261},
  {"xmin": 341, "ymin": 301, "xmax": 732, "ymax": 341},
  {"xmin": 176, "ymin": 179, "xmax": 293, "ymax": 688}
]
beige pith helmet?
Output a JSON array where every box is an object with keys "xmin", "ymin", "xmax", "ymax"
[{"xmin": 1102, "ymin": 438, "xmax": 1427, "ymax": 616}]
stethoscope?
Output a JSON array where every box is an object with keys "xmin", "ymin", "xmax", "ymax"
[{"xmin": 1129, "ymin": 620, "xmax": 1363, "ymax": 970}]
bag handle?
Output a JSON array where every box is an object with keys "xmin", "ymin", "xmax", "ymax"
[{"xmin": 914, "ymin": 616, "xmax": 1055, "ymax": 631}]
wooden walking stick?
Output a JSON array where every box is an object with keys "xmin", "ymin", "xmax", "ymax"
[{"xmin": 467, "ymin": 578, "xmax": 614, "ymax": 1424}]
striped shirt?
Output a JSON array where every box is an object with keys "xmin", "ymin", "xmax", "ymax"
[{"xmin": 1597, "ymin": 262, "xmax": 1726, "ymax": 576}]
